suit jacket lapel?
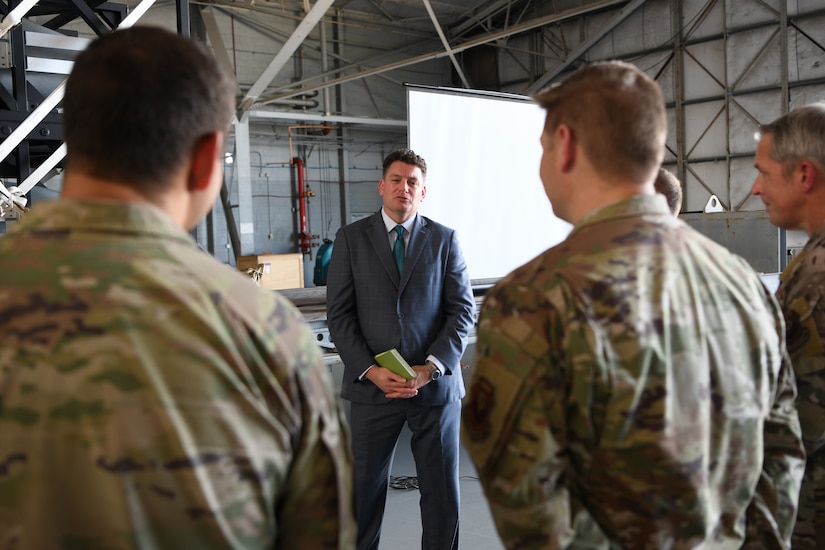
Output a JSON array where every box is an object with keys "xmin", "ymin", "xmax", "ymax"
[
  {"xmin": 367, "ymin": 212, "xmax": 402, "ymax": 287},
  {"xmin": 400, "ymin": 215, "xmax": 430, "ymax": 293}
]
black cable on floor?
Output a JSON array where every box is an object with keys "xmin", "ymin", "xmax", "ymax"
[{"xmin": 389, "ymin": 476, "xmax": 419, "ymax": 490}]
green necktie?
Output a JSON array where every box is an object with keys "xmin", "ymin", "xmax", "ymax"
[{"xmin": 393, "ymin": 225, "xmax": 405, "ymax": 275}]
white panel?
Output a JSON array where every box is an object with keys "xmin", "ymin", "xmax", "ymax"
[
  {"xmin": 791, "ymin": 17, "xmax": 825, "ymax": 82},
  {"xmin": 684, "ymin": 100, "xmax": 727, "ymax": 158},
  {"xmin": 729, "ymin": 91, "xmax": 782, "ymax": 154},
  {"xmin": 684, "ymin": 168, "xmax": 711, "ymax": 213},
  {"xmin": 790, "ymin": 84, "xmax": 825, "ymax": 110},
  {"xmin": 641, "ymin": 0, "xmax": 675, "ymax": 49},
  {"xmin": 611, "ymin": 9, "xmax": 645, "ymax": 56},
  {"xmin": 688, "ymin": 160, "xmax": 728, "ymax": 206},
  {"xmin": 408, "ymin": 88, "xmax": 572, "ymax": 282},
  {"xmin": 727, "ymin": 101, "xmax": 760, "ymax": 156},
  {"xmin": 684, "ymin": 161, "xmax": 729, "ymax": 213},
  {"xmin": 683, "ymin": 0, "xmax": 725, "ymax": 40},
  {"xmin": 730, "ymin": 156, "xmax": 758, "ymax": 209},
  {"xmin": 796, "ymin": 0, "xmax": 822, "ymax": 14},
  {"xmin": 587, "ymin": 10, "xmax": 617, "ymax": 60},
  {"xmin": 683, "ymin": 40, "xmax": 725, "ymax": 101},
  {"xmin": 727, "ymin": 27, "xmax": 781, "ymax": 90},
  {"xmin": 26, "ymin": 57, "xmax": 73, "ymax": 74},
  {"xmin": 727, "ymin": 0, "xmax": 782, "ymax": 27},
  {"xmin": 787, "ymin": 230, "xmax": 809, "ymax": 248},
  {"xmin": 25, "ymin": 31, "xmax": 90, "ymax": 50}
]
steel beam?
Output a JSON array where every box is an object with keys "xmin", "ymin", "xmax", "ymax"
[
  {"xmin": 525, "ymin": 0, "xmax": 648, "ymax": 93},
  {"xmin": 422, "ymin": 0, "xmax": 469, "ymax": 88},
  {"xmin": 237, "ymin": 0, "xmax": 334, "ymax": 113}
]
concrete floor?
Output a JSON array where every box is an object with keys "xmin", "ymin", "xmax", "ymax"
[{"xmin": 379, "ymin": 425, "xmax": 505, "ymax": 550}]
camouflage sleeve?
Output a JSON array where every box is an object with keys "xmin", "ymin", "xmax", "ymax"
[
  {"xmin": 268, "ymin": 302, "xmax": 356, "ymax": 549},
  {"xmin": 744, "ymin": 303, "xmax": 806, "ymax": 549},
  {"xmin": 462, "ymin": 282, "xmax": 574, "ymax": 549},
  {"xmin": 784, "ymin": 289, "xmax": 825, "ymax": 455}
]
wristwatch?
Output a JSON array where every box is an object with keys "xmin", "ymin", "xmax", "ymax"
[{"xmin": 426, "ymin": 361, "xmax": 441, "ymax": 381}]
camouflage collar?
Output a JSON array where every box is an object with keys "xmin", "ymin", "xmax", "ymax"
[
  {"xmin": 10, "ymin": 199, "xmax": 193, "ymax": 245},
  {"xmin": 572, "ymin": 194, "xmax": 672, "ymax": 234}
]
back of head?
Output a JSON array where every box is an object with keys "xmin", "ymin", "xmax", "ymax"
[
  {"xmin": 532, "ymin": 61, "xmax": 666, "ymax": 183},
  {"xmin": 63, "ymin": 26, "xmax": 236, "ymax": 190},
  {"xmin": 654, "ymin": 168, "xmax": 683, "ymax": 215},
  {"xmin": 382, "ymin": 148, "xmax": 427, "ymax": 179},
  {"xmin": 760, "ymin": 102, "xmax": 825, "ymax": 175}
]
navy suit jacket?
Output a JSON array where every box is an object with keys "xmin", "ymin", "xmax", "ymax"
[{"xmin": 327, "ymin": 211, "xmax": 475, "ymax": 406}]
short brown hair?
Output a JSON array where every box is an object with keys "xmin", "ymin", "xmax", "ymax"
[
  {"xmin": 654, "ymin": 168, "xmax": 683, "ymax": 215},
  {"xmin": 383, "ymin": 148, "xmax": 427, "ymax": 180},
  {"xmin": 64, "ymin": 27, "xmax": 236, "ymax": 191},
  {"xmin": 532, "ymin": 61, "xmax": 666, "ymax": 183}
]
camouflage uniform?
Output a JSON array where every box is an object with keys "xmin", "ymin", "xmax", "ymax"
[
  {"xmin": 0, "ymin": 200, "xmax": 355, "ymax": 549},
  {"xmin": 462, "ymin": 195, "xmax": 805, "ymax": 549},
  {"xmin": 776, "ymin": 221, "xmax": 825, "ymax": 550}
]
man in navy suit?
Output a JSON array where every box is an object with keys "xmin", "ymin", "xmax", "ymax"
[{"xmin": 327, "ymin": 148, "xmax": 475, "ymax": 550}]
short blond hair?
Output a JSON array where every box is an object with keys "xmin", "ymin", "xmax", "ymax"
[{"xmin": 532, "ymin": 61, "xmax": 666, "ymax": 184}]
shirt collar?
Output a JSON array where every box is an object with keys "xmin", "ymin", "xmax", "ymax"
[{"xmin": 381, "ymin": 208, "xmax": 416, "ymax": 234}]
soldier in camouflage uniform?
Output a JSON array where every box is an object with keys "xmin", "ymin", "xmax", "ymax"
[
  {"xmin": 461, "ymin": 61, "xmax": 805, "ymax": 549},
  {"xmin": 0, "ymin": 27, "xmax": 355, "ymax": 549},
  {"xmin": 751, "ymin": 103, "xmax": 825, "ymax": 550}
]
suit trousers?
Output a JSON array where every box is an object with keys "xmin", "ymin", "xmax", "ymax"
[{"xmin": 350, "ymin": 398, "xmax": 460, "ymax": 550}]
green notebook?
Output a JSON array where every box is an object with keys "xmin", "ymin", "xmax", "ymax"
[{"xmin": 374, "ymin": 348, "xmax": 416, "ymax": 380}]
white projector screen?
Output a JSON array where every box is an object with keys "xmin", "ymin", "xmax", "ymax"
[{"xmin": 408, "ymin": 86, "xmax": 572, "ymax": 282}]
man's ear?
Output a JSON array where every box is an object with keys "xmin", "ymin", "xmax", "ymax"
[
  {"xmin": 798, "ymin": 160, "xmax": 820, "ymax": 194},
  {"xmin": 187, "ymin": 131, "xmax": 223, "ymax": 192},
  {"xmin": 556, "ymin": 124, "xmax": 576, "ymax": 173}
]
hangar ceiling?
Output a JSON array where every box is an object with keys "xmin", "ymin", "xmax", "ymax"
[{"xmin": 194, "ymin": 0, "xmax": 638, "ymax": 110}]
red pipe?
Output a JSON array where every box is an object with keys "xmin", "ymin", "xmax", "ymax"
[{"xmin": 293, "ymin": 157, "xmax": 310, "ymax": 254}]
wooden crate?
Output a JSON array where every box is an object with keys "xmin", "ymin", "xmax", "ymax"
[{"xmin": 237, "ymin": 253, "xmax": 304, "ymax": 290}]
